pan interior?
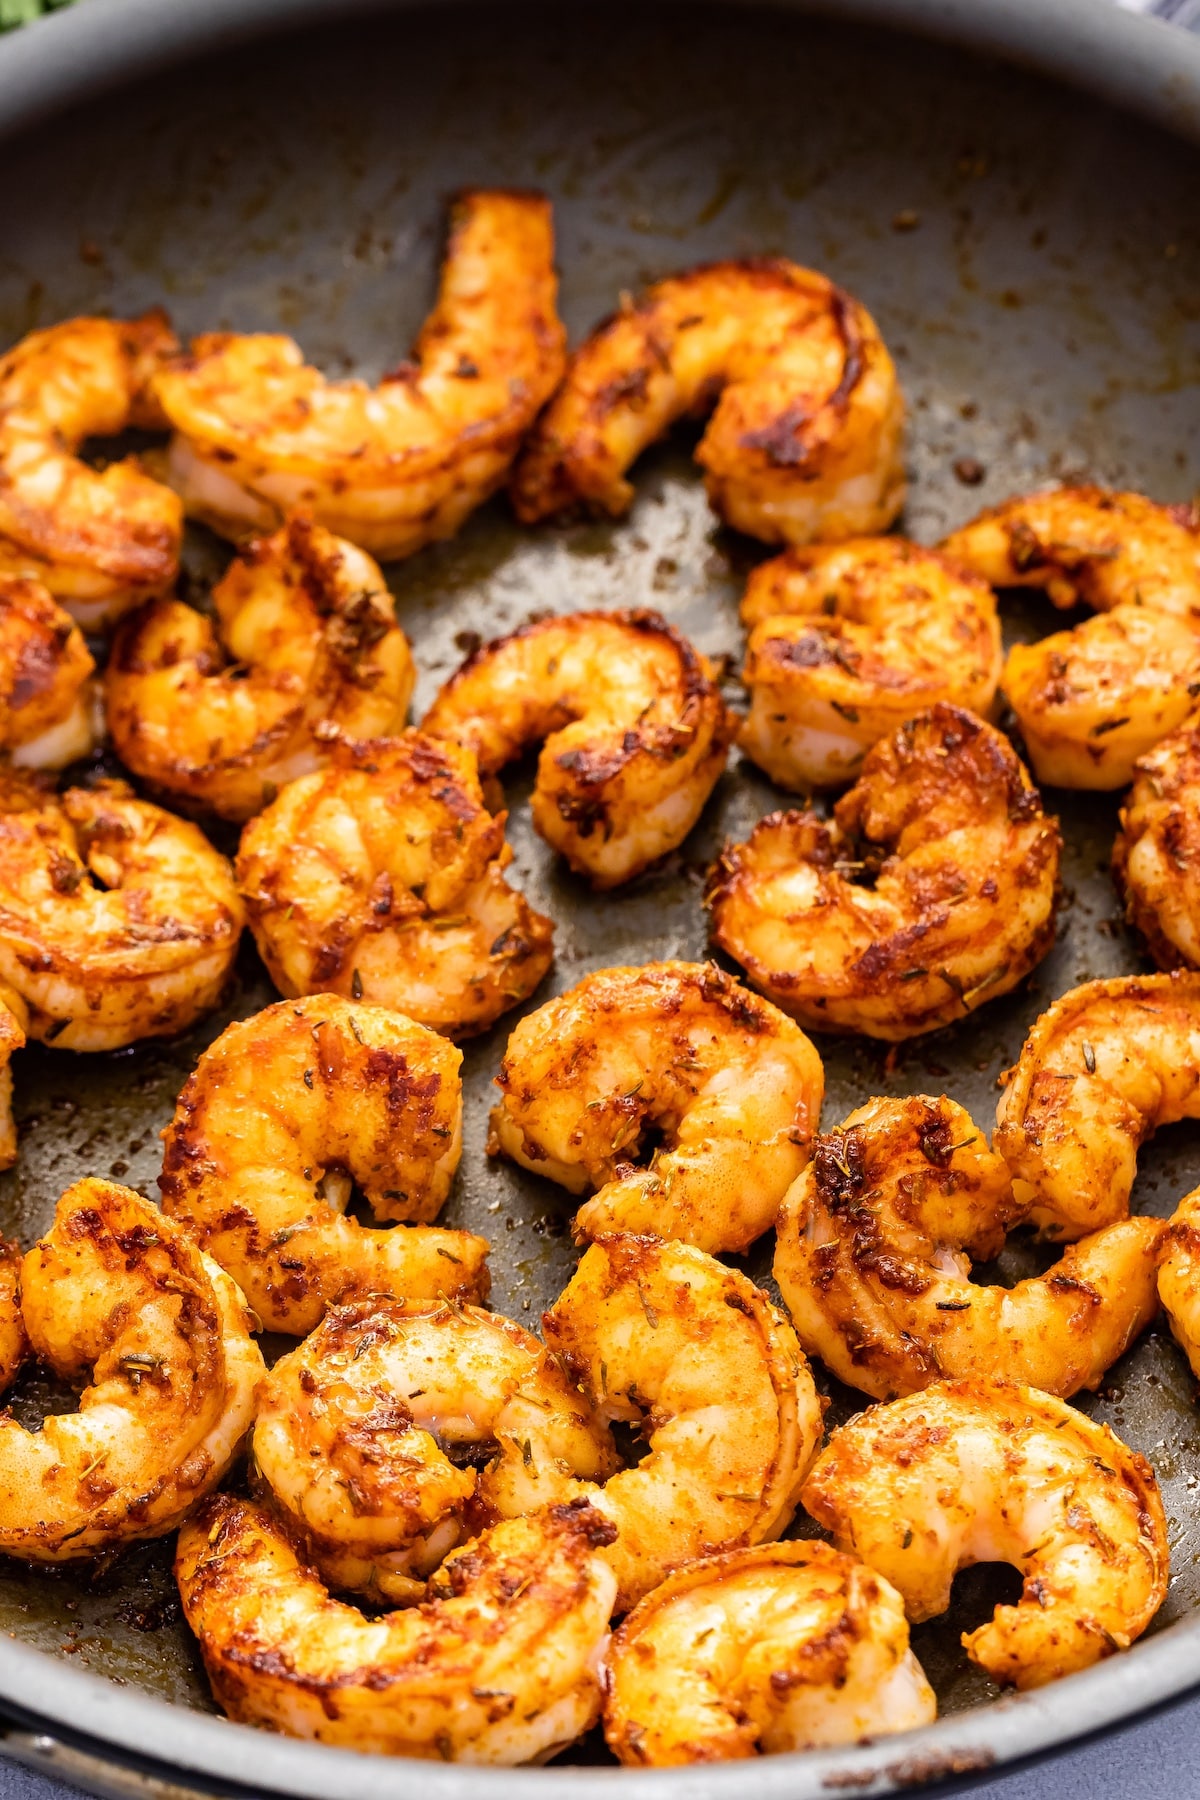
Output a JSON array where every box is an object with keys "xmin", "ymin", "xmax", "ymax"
[{"xmin": 0, "ymin": 0, "xmax": 1198, "ymax": 1754}]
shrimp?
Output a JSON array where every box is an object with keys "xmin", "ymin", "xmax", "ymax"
[
  {"xmin": 153, "ymin": 192, "xmax": 565, "ymax": 558},
  {"xmin": 175, "ymin": 1494, "xmax": 617, "ymax": 1764},
  {"xmin": 1158, "ymin": 1186, "xmax": 1200, "ymax": 1381},
  {"xmin": 490, "ymin": 961, "xmax": 823, "ymax": 1254},
  {"xmin": 235, "ymin": 732, "xmax": 553, "ymax": 1038},
  {"xmin": 941, "ymin": 487, "xmax": 1200, "ymax": 619},
  {"xmin": 994, "ymin": 972, "xmax": 1200, "ymax": 1239},
  {"xmin": 0, "ymin": 986, "xmax": 27, "ymax": 1170},
  {"xmin": 0, "ymin": 1237, "xmax": 27, "ymax": 1389},
  {"xmin": 774, "ymin": 1095, "xmax": 1164, "ymax": 1400},
  {"xmin": 158, "ymin": 995, "xmax": 488, "ymax": 1335},
  {"xmin": 602, "ymin": 1541, "xmax": 936, "ymax": 1764},
  {"xmin": 707, "ymin": 705, "xmax": 1061, "ymax": 1041},
  {"xmin": 739, "ymin": 538, "xmax": 1001, "ymax": 789},
  {"xmin": 106, "ymin": 516, "xmax": 415, "ymax": 823},
  {"xmin": 0, "ymin": 773, "xmax": 243, "ymax": 1051},
  {"xmin": 511, "ymin": 260, "xmax": 905, "ymax": 547},
  {"xmin": 0, "ymin": 576, "xmax": 98, "ymax": 769},
  {"xmin": 0, "ymin": 1179, "xmax": 263, "ymax": 1561},
  {"xmin": 1114, "ymin": 713, "xmax": 1200, "ymax": 969},
  {"xmin": 0, "ymin": 312, "xmax": 182, "ymax": 629},
  {"xmin": 801, "ymin": 1378, "xmax": 1169, "ymax": 1690},
  {"xmin": 253, "ymin": 1296, "xmax": 616, "ymax": 1604},
  {"xmin": 421, "ymin": 610, "xmax": 734, "ymax": 888},
  {"xmin": 541, "ymin": 1235, "xmax": 825, "ymax": 1612}
]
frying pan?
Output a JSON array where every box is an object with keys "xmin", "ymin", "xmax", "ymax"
[{"xmin": 0, "ymin": 0, "xmax": 1197, "ymax": 1793}]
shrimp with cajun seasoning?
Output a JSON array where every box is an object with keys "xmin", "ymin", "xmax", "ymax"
[
  {"xmin": 490, "ymin": 961, "xmax": 823, "ymax": 1254},
  {"xmin": 802, "ymin": 1378, "xmax": 1169, "ymax": 1689},
  {"xmin": 421, "ymin": 609, "xmax": 735, "ymax": 888},
  {"xmin": 1114, "ymin": 713, "xmax": 1200, "ymax": 970},
  {"xmin": 158, "ymin": 995, "xmax": 488, "ymax": 1336},
  {"xmin": 0, "ymin": 987, "xmax": 26, "ymax": 1170},
  {"xmin": 774, "ymin": 1094, "xmax": 1164, "ymax": 1400},
  {"xmin": 511, "ymin": 260, "xmax": 905, "ymax": 546},
  {"xmin": 1158, "ymin": 1184, "xmax": 1200, "ymax": 1383},
  {"xmin": 0, "ymin": 576, "xmax": 98, "ymax": 769},
  {"xmin": 235, "ymin": 731, "xmax": 553, "ymax": 1038}
]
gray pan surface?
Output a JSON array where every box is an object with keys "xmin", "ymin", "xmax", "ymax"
[{"xmin": 0, "ymin": 0, "xmax": 1197, "ymax": 1793}]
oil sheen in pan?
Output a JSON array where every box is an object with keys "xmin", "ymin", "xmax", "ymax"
[{"xmin": 0, "ymin": 0, "xmax": 1197, "ymax": 1756}]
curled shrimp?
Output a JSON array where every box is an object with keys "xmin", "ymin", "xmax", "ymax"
[
  {"xmin": 603, "ymin": 1541, "xmax": 935, "ymax": 1765},
  {"xmin": 511, "ymin": 260, "xmax": 905, "ymax": 546},
  {"xmin": 175, "ymin": 1493, "xmax": 618, "ymax": 1764},
  {"xmin": 707, "ymin": 705, "xmax": 1061, "ymax": 1041},
  {"xmin": 106, "ymin": 516, "xmax": 415, "ymax": 823},
  {"xmin": 1114, "ymin": 714, "xmax": 1200, "ymax": 970},
  {"xmin": 421, "ymin": 609, "xmax": 734, "ymax": 888},
  {"xmin": 994, "ymin": 972, "xmax": 1200, "ymax": 1239},
  {"xmin": 158, "ymin": 995, "xmax": 488, "ymax": 1335},
  {"xmin": 490, "ymin": 961, "xmax": 823, "ymax": 1253},
  {"xmin": 542, "ymin": 1234, "xmax": 824, "ymax": 1612},
  {"xmin": 739, "ymin": 538, "xmax": 1001, "ymax": 789},
  {"xmin": 0, "ymin": 576, "xmax": 98, "ymax": 769},
  {"xmin": 775, "ymin": 1094, "xmax": 1164, "ymax": 1400},
  {"xmin": 0, "ymin": 987, "xmax": 26, "ymax": 1171},
  {"xmin": 1159, "ymin": 1186, "xmax": 1200, "ymax": 1382},
  {"xmin": 0, "ymin": 773, "xmax": 243, "ymax": 1051},
  {"xmin": 235, "ymin": 731, "xmax": 553, "ymax": 1038},
  {"xmin": 0, "ymin": 312, "xmax": 182, "ymax": 628},
  {"xmin": 154, "ymin": 192, "xmax": 565, "ymax": 557},
  {"xmin": 801, "ymin": 1378, "xmax": 1169, "ymax": 1689},
  {"xmin": 0, "ymin": 1179, "xmax": 263, "ymax": 1561},
  {"xmin": 253, "ymin": 1296, "xmax": 616, "ymax": 1604},
  {"xmin": 0, "ymin": 1237, "xmax": 27, "ymax": 1388}
]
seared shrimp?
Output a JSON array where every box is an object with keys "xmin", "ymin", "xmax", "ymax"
[
  {"xmin": 154, "ymin": 192, "xmax": 565, "ymax": 557},
  {"xmin": 1114, "ymin": 714, "xmax": 1200, "ymax": 969},
  {"xmin": 0, "ymin": 313, "xmax": 182, "ymax": 628},
  {"xmin": 995, "ymin": 972, "xmax": 1200, "ymax": 1239},
  {"xmin": 0, "ymin": 1179, "xmax": 262, "ymax": 1561},
  {"xmin": 542, "ymin": 1235, "xmax": 824, "ymax": 1612},
  {"xmin": 1159, "ymin": 1186, "xmax": 1200, "ymax": 1381},
  {"xmin": 708, "ymin": 705, "xmax": 1061, "ymax": 1040},
  {"xmin": 236, "ymin": 732, "xmax": 553, "ymax": 1038},
  {"xmin": 603, "ymin": 1541, "xmax": 935, "ymax": 1765},
  {"xmin": 0, "ymin": 1237, "xmax": 27, "ymax": 1388},
  {"xmin": 422, "ymin": 610, "xmax": 734, "ymax": 888},
  {"xmin": 176, "ymin": 1494, "xmax": 617, "ymax": 1764},
  {"xmin": 802, "ymin": 1379, "xmax": 1168, "ymax": 1689},
  {"xmin": 942, "ymin": 487, "xmax": 1200, "ymax": 619},
  {"xmin": 775, "ymin": 1095, "xmax": 1164, "ymax": 1400},
  {"xmin": 158, "ymin": 995, "xmax": 488, "ymax": 1335},
  {"xmin": 739, "ymin": 539, "xmax": 1001, "ymax": 789},
  {"xmin": 0, "ymin": 987, "xmax": 26, "ymax": 1170},
  {"xmin": 0, "ymin": 773, "xmax": 242, "ymax": 1051},
  {"xmin": 106, "ymin": 516, "xmax": 414, "ymax": 822},
  {"xmin": 511, "ymin": 260, "xmax": 905, "ymax": 546},
  {"xmin": 490, "ymin": 961, "xmax": 823, "ymax": 1253},
  {"xmin": 254, "ymin": 1296, "xmax": 616, "ymax": 1604},
  {"xmin": 0, "ymin": 577, "xmax": 98, "ymax": 769}
]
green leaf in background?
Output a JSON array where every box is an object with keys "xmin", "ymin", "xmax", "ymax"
[{"xmin": 0, "ymin": 0, "xmax": 76, "ymax": 29}]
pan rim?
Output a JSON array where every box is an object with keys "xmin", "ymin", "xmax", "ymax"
[{"xmin": 0, "ymin": 0, "xmax": 1198, "ymax": 1793}]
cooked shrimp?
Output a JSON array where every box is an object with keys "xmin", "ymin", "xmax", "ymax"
[
  {"xmin": 542, "ymin": 1235, "xmax": 824, "ymax": 1612},
  {"xmin": 106, "ymin": 516, "xmax": 414, "ymax": 822},
  {"xmin": 159, "ymin": 995, "xmax": 488, "ymax": 1335},
  {"xmin": 739, "ymin": 539, "xmax": 1001, "ymax": 789},
  {"xmin": 0, "ymin": 312, "xmax": 182, "ymax": 628},
  {"xmin": 995, "ymin": 972, "xmax": 1200, "ymax": 1239},
  {"xmin": 775, "ymin": 1095, "xmax": 1164, "ymax": 1400},
  {"xmin": 1001, "ymin": 607, "xmax": 1200, "ymax": 791},
  {"xmin": 253, "ymin": 1296, "xmax": 616, "ymax": 1604},
  {"xmin": 236, "ymin": 732, "xmax": 553, "ymax": 1038},
  {"xmin": 490, "ymin": 961, "xmax": 823, "ymax": 1253},
  {"xmin": 0, "ymin": 773, "xmax": 243, "ymax": 1051},
  {"xmin": 1114, "ymin": 714, "xmax": 1200, "ymax": 969},
  {"xmin": 511, "ymin": 260, "xmax": 905, "ymax": 546},
  {"xmin": 421, "ymin": 610, "xmax": 734, "ymax": 888},
  {"xmin": 176, "ymin": 1494, "xmax": 617, "ymax": 1764},
  {"xmin": 0, "ymin": 576, "xmax": 98, "ymax": 769},
  {"xmin": 708, "ymin": 705, "xmax": 1061, "ymax": 1040},
  {"xmin": 1158, "ymin": 1186, "xmax": 1200, "ymax": 1381},
  {"xmin": 0, "ymin": 1237, "xmax": 27, "ymax": 1390},
  {"xmin": 603, "ymin": 1541, "xmax": 935, "ymax": 1765},
  {"xmin": 154, "ymin": 192, "xmax": 565, "ymax": 557},
  {"xmin": 801, "ymin": 1378, "xmax": 1168, "ymax": 1689},
  {"xmin": 0, "ymin": 1179, "xmax": 263, "ymax": 1561},
  {"xmin": 0, "ymin": 986, "xmax": 26, "ymax": 1170},
  {"xmin": 941, "ymin": 487, "xmax": 1200, "ymax": 619}
]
